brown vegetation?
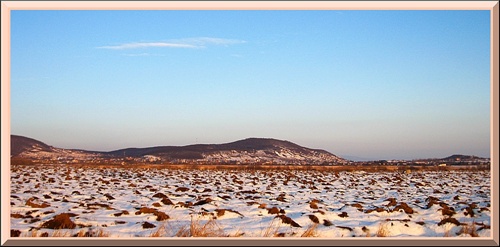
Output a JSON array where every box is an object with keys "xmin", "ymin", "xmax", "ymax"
[
  {"xmin": 393, "ymin": 202, "xmax": 414, "ymax": 214},
  {"xmin": 11, "ymin": 230, "xmax": 21, "ymax": 237},
  {"xmin": 376, "ymin": 223, "xmax": 390, "ymax": 237},
  {"xmin": 275, "ymin": 215, "xmax": 301, "ymax": 228},
  {"xmin": 301, "ymin": 223, "xmax": 319, "ymax": 237},
  {"xmin": 267, "ymin": 207, "xmax": 281, "ymax": 215},
  {"xmin": 73, "ymin": 229, "xmax": 110, "ymax": 237},
  {"xmin": 135, "ymin": 207, "xmax": 170, "ymax": 221},
  {"xmin": 26, "ymin": 197, "xmax": 50, "ymax": 208},
  {"xmin": 338, "ymin": 212, "xmax": 348, "ymax": 218},
  {"xmin": 308, "ymin": 215, "xmax": 320, "ymax": 224},
  {"xmin": 458, "ymin": 221, "xmax": 478, "ymax": 237},
  {"xmin": 323, "ymin": 219, "xmax": 333, "ymax": 226},
  {"xmin": 10, "ymin": 163, "xmax": 491, "ymax": 238},
  {"xmin": 41, "ymin": 213, "xmax": 76, "ymax": 229},
  {"xmin": 142, "ymin": 221, "xmax": 156, "ymax": 229},
  {"xmin": 437, "ymin": 217, "xmax": 461, "ymax": 226},
  {"xmin": 175, "ymin": 217, "xmax": 225, "ymax": 237}
]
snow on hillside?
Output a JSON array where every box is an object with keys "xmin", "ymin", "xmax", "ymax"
[
  {"xmin": 202, "ymin": 147, "xmax": 343, "ymax": 165},
  {"xmin": 12, "ymin": 135, "xmax": 347, "ymax": 165},
  {"xmin": 16, "ymin": 144, "xmax": 101, "ymax": 161}
]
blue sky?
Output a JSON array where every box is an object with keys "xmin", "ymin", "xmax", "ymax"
[{"xmin": 10, "ymin": 10, "xmax": 491, "ymax": 160}]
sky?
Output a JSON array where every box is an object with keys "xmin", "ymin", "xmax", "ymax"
[{"xmin": 9, "ymin": 10, "xmax": 491, "ymax": 160}]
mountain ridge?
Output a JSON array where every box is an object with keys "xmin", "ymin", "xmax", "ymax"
[
  {"xmin": 10, "ymin": 135, "xmax": 346, "ymax": 165},
  {"xmin": 10, "ymin": 135, "xmax": 489, "ymax": 165}
]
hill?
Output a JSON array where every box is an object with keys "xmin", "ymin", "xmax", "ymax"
[
  {"xmin": 11, "ymin": 135, "xmax": 53, "ymax": 156},
  {"xmin": 442, "ymin": 154, "xmax": 484, "ymax": 161},
  {"xmin": 104, "ymin": 137, "xmax": 346, "ymax": 164},
  {"xmin": 11, "ymin": 135, "xmax": 102, "ymax": 161},
  {"xmin": 11, "ymin": 135, "xmax": 346, "ymax": 165}
]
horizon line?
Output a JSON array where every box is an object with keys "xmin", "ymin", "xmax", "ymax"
[{"xmin": 10, "ymin": 134, "xmax": 490, "ymax": 161}]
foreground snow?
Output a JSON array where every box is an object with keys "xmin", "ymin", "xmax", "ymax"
[{"xmin": 10, "ymin": 165, "xmax": 491, "ymax": 238}]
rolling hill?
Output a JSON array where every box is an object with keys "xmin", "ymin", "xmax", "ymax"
[{"xmin": 11, "ymin": 135, "xmax": 346, "ymax": 165}]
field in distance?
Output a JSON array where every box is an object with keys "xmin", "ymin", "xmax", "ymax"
[{"xmin": 10, "ymin": 163, "xmax": 491, "ymax": 238}]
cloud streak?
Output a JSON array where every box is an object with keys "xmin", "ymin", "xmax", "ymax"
[
  {"xmin": 121, "ymin": 53, "xmax": 166, "ymax": 57},
  {"xmin": 98, "ymin": 42, "xmax": 197, "ymax": 50},
  {"xmin": 98, "ymin": 37, "xmax": 246, "ymax": 50},
  {"xmin": 171, "ymin": 37, "xmax": 246, "ymax": 46}
]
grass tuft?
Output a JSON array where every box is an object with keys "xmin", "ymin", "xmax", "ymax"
[
  {"xmin": 301, "ymin": 223, "xmax": 319, "ymax": 237},
  {"xmin": 261, "ymin": 218, "xmax": 282, "ymax": 237},
  {"xmin": 149, "ymin": 223, "xmax": 169, "ymax": 237},
  {"xmin": 458, "ymin": 221, "xmax": 478, "ymax": 237},
  {"xmin": 175, "ymin": 216, "xmax": 225, "ymax": 237},
  {"xmin": 376, "ymin": 222, "xmax": 390, "ymax": 237}
]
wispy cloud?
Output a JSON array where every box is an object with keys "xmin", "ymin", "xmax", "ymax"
[
  {"xmin": 170, "ymin": 37, "xmax": 246, "ymax": 47},
  {"xmin": 121, "ymin": 53, "xmax": 166, "ymax": 57},
  {"xmin": 98, "ymin": 37, "xmax": 246, "ymax": 50},
  {"xmin": 98, "ymin": 42, "xmax": 197, "ymax": 50}
]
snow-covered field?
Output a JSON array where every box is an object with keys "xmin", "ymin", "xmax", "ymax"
[{"xmin": 10, "ymin": 164, "xmax": 491, "ymax": 238}]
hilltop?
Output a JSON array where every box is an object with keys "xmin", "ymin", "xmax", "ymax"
[
  {"xmin": 10, "ymin": 135, "xmax": 489, "ymax": 166},
  {"xmin": 10, "ymin": 135, "xmax": 346, "ymax": 165}
]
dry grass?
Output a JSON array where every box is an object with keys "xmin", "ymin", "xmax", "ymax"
[
  {"xmin": 376, "ymin": 222, "xmax": 390, "ymax": 237},
  {"xmin": 443, "ymin": 227, "xmax": 453, "ymax": 237},
  {"xmin": 261, "ymin": 218, "xmax": 282, "ymax": 237},
  {"xmin": 149, "ymin": 223, "xmax": 169, "ymax": 237},
  {"xmin": 18, "ymin": 229, "xmax": 69, "ymax": 237},
  {"xmin": 74, "ymin": 228, "xmax": 110, "ymax": 237},
  {"xmin": 91, "ymin": 229, "xmax": 109, "ymax": 237},
  {"xmin": 21, "ymin": 230, "xmax": 40, "ymax": 237},
  {"xmin": 458, "ymin": 221, "xmax": 478, "ymax": 237},
  {"xmin": 20, "ymin": 163, "xmax": 454, "ymax": 172},
  {"xmin": 19, "ymin": 228, "xmax": 109, "ymax": 238},
  {"xmin": 175, "ymin": 217, "xmax": 226, "ymax": 237},
  {"xmin": 360, "ymin": 226, "xmax": 371, "ymax": 237},
  {"xmin": 301, "ymin": 223, "xmax": 319, "ymax": 237},
  {"xmin": 75, "ymin": 229, "xmax": 88, "ymax": 238},
  {"xmin": 227, "ymin": 229, "xmax": 245, "ymax": 237},
  {"xmin": 175, "ymin": 225, "xmax": 190, "ymax": 237},
  {"xmin": 50, "ymin": 230, "xmax": 72, "ymax": 237}
]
